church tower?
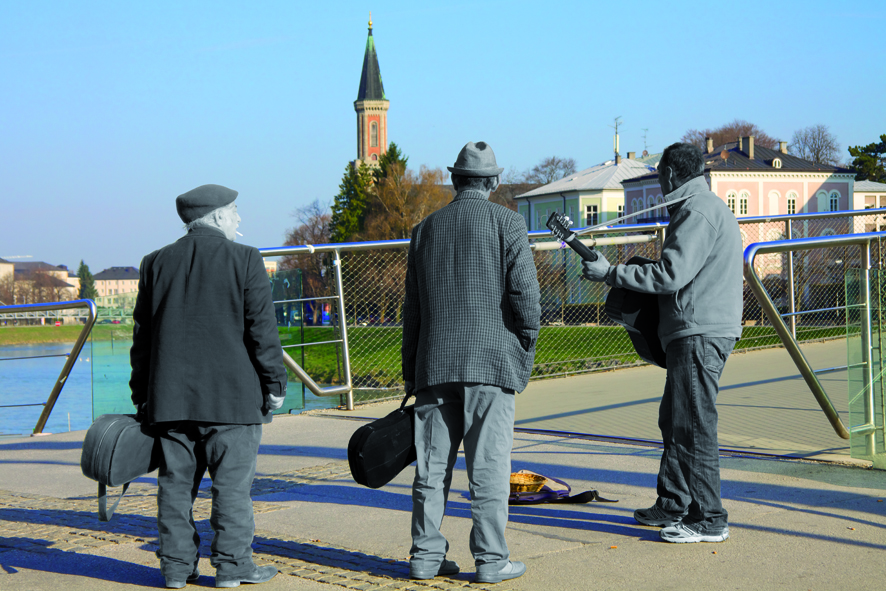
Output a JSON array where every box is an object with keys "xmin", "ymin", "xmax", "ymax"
[{"xmin": 354, "ymin": 13, "xmax": 389, "ymax": 167}]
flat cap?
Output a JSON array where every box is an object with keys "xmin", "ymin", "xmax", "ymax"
[{"xmin": 176, "ymin": 184, "xmax": 238, "ymax": 223}]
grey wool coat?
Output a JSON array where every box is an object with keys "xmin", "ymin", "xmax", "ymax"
[
  {"xmin": 130, "ymin": 226, "xmax": 287, "ymax": 424},
  {"xmin": 401, "ymin": 189, "xmax": 541, "ymax": 393}
]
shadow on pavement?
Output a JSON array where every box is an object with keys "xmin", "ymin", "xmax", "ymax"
[{"xmin": 0, "ymin": 537, "xmax": 161, "ymax": 587}]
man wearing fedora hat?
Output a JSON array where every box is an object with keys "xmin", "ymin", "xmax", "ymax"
[
  {"xmin": 130, "ymin": 184, "xmax": 287, "ymax": 588},
  {"xmin": 402, "ymin": 142, "xmax": 540, "ymax": 584}
]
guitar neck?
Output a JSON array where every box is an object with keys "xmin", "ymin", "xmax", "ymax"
[{"xmin": 561, "ymin": 234, "xmax": 598, "ymax": 262}]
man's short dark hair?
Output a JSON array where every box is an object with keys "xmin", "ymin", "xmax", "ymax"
[
  {"xmin": 660, "ymin": 143, "xmax": 704, "ymax": 183},
  {"xmin": 451, "ymin": 173, "xmax": 497, "ymax": 193}
]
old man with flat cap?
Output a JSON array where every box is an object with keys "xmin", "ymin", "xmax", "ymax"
[
  {"xmin": 402, "ymin": 142, "xmax": 540, "ymax": 584},
  {"xmin": 130, "ymin": 184, "xmax": 287, "ymax": 588}
]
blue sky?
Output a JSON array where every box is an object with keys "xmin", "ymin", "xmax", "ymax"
[{"xmin": 2, "ymin": 0, "xmax": 883, "ymax": 273}]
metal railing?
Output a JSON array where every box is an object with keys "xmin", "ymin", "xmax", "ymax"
[
  {"xmin": 261, "ymin": 248, "xmax": 354, "ymax": 407},
  {"xmin": 261, "ymin": 233, "xmax": 659, "ymax": 410},
  {"xmin": 262, "ymin": 207, "xmax": 886, "ymax": 411},
  {"xmin": 745, "ymin": 232, "xmax": 886, "ymax": 452},
  {"xmin": 0, "ymin": 300, "xmax": 97, "ymax": 434}
]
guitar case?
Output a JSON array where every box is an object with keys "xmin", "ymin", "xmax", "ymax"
[
  {"xmin": 348, "ymin": 392, "xmax": 417, "ymax": 489},
  {"xmin": 605, "ymin": 256, "xmax": 667, "ymax": 368},
  {"xmin": 80, "ymin": 414, "xmax": 160, "ymax": 521}
]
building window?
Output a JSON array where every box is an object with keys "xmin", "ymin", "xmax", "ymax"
[
  {"xmin": 586, "ymin": 205, "xmax": 598, "ymax": 227},
  {"xmin": 772, "ymin": 158, "xmax": 782, "ymax": 168},
  {"xmin": 617, "ymin": 204, "xmax": 625, "ymax": 223},
  {"xmin": 788, "ymin": 197, "xmax": 796, "ymax": 215},
  {"xmin": 739, "ymin": 191, "xmax": 749, "ymax": 216},
  {"xmin": 370, "ymin": 122, "xmax": 378, "ymax": 147},
  {"xmin": 371, "ymin": 153, "xmax": 378, "ymax": 161},
  {"xmin": 829, "ymin": 191, "xmax": 839, "ymax": 212},
  {"xmin": 726, "ymin": 191, "xmax": 736, "ymax": 214}
]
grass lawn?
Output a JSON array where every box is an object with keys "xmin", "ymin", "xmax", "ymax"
[{"xmin": 0, "ymin": 324, "xmax": 132, "ymax": 345}]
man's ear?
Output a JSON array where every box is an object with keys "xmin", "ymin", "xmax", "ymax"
[{"xmin": 490, "ymin": 174, "xmax": 501, "ymax": 193}]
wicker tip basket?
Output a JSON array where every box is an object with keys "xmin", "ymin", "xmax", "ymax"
[{"xmin": 510, "ymin": 472, "xmax": 546, "ymax": 493}]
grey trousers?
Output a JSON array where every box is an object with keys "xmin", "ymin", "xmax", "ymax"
[
  {"xmin": 410, "ymin": 382, "xmax": 515, "ymax": 571},
  {"xmin": 156, "ymin": 422, "xmax": 262, "ymax": 581}
]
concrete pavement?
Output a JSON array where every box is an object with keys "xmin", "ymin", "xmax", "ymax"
[{"xmin": 2, "ymin": 340, "xmax": 885, "ymax": 590}]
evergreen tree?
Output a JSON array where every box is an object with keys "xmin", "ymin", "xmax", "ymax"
[
  {"xmin": 77, "ymin": 260, "xmax": 98, "ymax": 300},
  {"xmin": 374, "ymin": 141, "xmax": 409, "ymax": 184},
  {"xmin": 329, "ymin": 162, "xmax": 373, "ymax": 243},
  {"xmin": 848, "ymin": 134, "xmax": 886, "ymax": 182}
]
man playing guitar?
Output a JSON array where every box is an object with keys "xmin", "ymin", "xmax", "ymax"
[{"xmin": 580, "ymin": 142, "xmax": 742, "ymax": 544}]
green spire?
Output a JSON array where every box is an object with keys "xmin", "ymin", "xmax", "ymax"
[{"xmin": 357, "ymin": 14, "xmax": 386, "ymax": 101}]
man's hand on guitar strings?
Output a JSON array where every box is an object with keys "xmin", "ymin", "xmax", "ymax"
[{"xmin": 581, "ymin": 251, "xmax": 612, "ymax": 282}]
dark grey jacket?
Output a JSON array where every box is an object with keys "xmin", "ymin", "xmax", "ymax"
[
  {"xmin": 609, "ymin": 176, "xmax": 743, "ymax": 350},
  {"xmin": 130, "ymin": 226, "xmax": 287, "ymax": 424},
  {"xmin": 401, "ymin": 190, "xmax": 541, "ymax": 393}
]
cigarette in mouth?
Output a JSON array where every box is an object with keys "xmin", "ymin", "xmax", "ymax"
[{"xmin": 236, "ymin": 231, "xmax": 243, "ymax": 236}]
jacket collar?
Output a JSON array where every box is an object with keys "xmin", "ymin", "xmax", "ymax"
[
  {"xmin": 663, "ymin": 175, "xmax": 709, "ymax": 206},
  {"xmin": 453, "ymin": 189, "xmax": 490, "ymax": 201},
  {"xmin": 182, "ymin": 226, "xmax": 228, "ymax": 240}
]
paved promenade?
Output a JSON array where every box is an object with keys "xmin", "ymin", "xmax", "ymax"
[{"xmin": 1, "ymin": 340, "xmax": 885, "ymax": 590}]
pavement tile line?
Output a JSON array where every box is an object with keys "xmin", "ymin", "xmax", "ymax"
[{"xmin": 0, "ymin": 461, "xmax": 510, "ymax": 590}]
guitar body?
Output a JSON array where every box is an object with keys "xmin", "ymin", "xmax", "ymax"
[{"xmin": 604, "ymin": 257, "xmax": 667, "ymax": 369}]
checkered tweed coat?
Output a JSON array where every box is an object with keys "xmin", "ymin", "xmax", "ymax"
[{"xmin": 401, "ymin": 190, "xmax": 541, "ymax": 393}]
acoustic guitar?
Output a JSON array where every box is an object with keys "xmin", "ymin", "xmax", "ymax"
[{"xmin": 545, "ymin": 212, "xmax": 666, "ymax": 369}]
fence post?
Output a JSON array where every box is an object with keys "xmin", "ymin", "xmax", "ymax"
[
  {"xmin": 787, "ymin": 219, "xmax": 797, "ymax": 339},
  {"xmin": 860, "ymin": 242, "xmax": 876, "ymax": 456},
  {"xmin": 332, "ymin": 250, "xmax": 354, "ymax": 410}
]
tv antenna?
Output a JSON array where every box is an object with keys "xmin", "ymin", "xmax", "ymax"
[
  {"xmin": 609, "ymin": 116, "xmax": 623, "ymax": 162},
  {"xmin": 641, "ymin": 128, "xmax": 649, "ymax": 152}
]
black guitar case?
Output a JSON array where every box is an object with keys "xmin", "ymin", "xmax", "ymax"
[
  {"xmin": 348, "ymin": 392, "xmax": 416, "ymax": 489},
  {"xmin": 604, "ymin": 256, "xmax": 667, "ymax": 368}
]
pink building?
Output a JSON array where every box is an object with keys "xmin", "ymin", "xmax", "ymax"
[{"xmin": 623, "ymin": 136, "xmax": 857, "ymax": 244}]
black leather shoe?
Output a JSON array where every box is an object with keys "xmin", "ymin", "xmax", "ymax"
[
  {"xmin": 409, "ymin": 559, "xmax": 460, "ymax": 580},
  {"xmin": 215, "ymin": 565, "xmax": 277, "ymax": 588},
  {"xmin": 165, "ymin": 567, "xmax": 200, "ymax": 588},
  {"xmin": 475, "ymin": 561, "xmax": 526, "ymax": 584}
]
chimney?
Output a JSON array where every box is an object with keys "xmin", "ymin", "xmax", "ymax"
[
  {"xmin": 779, "ymin": 141, "xmax": 788, "ymax": 154},
  {"xmin": 742, "ymin": 136, "xmax": 754, "ymax": 160},
  {"xmin": 615, "ymin": 154, "xmax": 621, "ymax": 164},
  {"xmin": 705, "ymin": 137, "xmax": 713, "ymax": 154},
  {"xmin": 627, "ymin": 151, "xmax": 636, "ymax": 160}
]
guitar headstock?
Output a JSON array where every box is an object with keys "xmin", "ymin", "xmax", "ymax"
[{"xmin": 546, "ymin": 211, "xmax": 575, "ymax": 242}]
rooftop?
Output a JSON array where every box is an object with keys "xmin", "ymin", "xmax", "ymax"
[
  {"xmin": 356, "ymin": 19, "xmax": 386, "ymax": 102},
  {"xmin": 94, "ymin": 266, "xmax": 139, "ymax": 280},
  {"xmin": 855, "ymin": 179, "xmax": 886, "ymax": 192},
  {"xmin": 624, "ymin": 140, "xmax": 855, "ymax": 185},
  {"xmin": 516, "ymin": 157, "xmax": 658, "ymax": 199}
]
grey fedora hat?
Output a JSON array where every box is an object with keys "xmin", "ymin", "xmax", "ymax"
[{"xmin": 447, "ymin": 141, "xmax": 504, "ymax": 177}]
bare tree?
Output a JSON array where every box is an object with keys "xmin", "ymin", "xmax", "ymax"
[
  {"xmin": 523, "ymin": 156, "xmax": 577, "ymax": 185},
  {"xmin": 280, "ymin": 199, "xmax": 333, "ymax": 325},
  {"xmin": 362, "ymin": 164, "xmax": 451, "ymax": 241},
  {"xmin": 790, "ymin": 124, "xmax": 841, "ymax": 166},
  {"xmin": 682, "ymin": 119, "xmax": 778, "ymax": 151},
  {"xmin": 0, "ymin": 274, "xmax": 14, "ymax": 305}
]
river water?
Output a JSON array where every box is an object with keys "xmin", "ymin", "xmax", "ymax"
[{"xmin": 0, "ymin": 340, "xmax": 334, "ymax": 437}]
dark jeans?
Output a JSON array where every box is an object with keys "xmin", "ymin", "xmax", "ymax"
[
  {"xmin": 156, "ymin": 422, "xmax": 262, "ymax": 580},
  {"xmin": 656, "ymin": 336, "xmax": 734, "ymax": 532}
]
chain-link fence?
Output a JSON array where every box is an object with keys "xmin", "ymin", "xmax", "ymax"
[{"xmin": 269, "ymin": 209, "xmax": 886, "ymax": 405}]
